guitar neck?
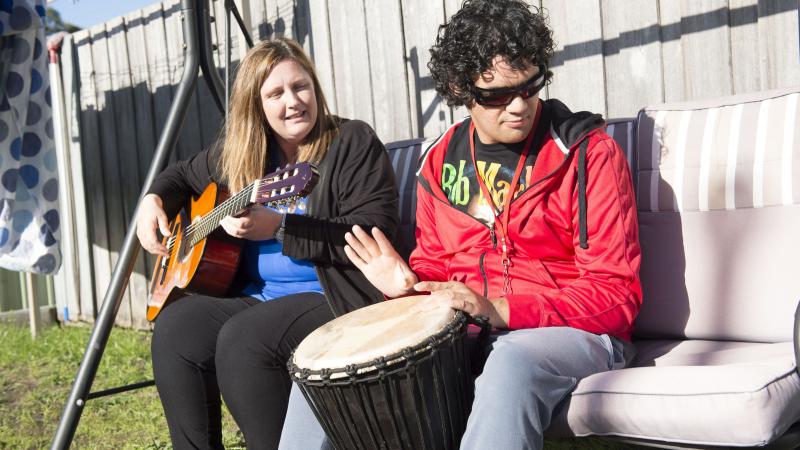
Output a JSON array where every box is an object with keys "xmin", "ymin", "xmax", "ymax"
[
  {"xmin": 186, "ymin": 183, "xmax": 256, "ymax": 247},
  {"xmin": 179, "ymin": 163, "xmax": 317, "ymax": 249}
]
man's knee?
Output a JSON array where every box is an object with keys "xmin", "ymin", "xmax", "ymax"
[{"xmin": 478, "ymin": 327, "xmax": 611, "ymax": 386}]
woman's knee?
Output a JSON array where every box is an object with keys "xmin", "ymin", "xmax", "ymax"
[
  {"xmin": 216, "ymin": 294, "xmax": 331, "ymax": 369},
  {"xmin": 152, "ymin": 300, "xmax": 217, "ymax": 367},
  {"xmin": 215, "ymin": 311, "xmax": 284, "ymax": 373}
]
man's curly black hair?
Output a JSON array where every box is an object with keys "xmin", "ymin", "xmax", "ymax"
[{"xmin": 428, "ymin": 0, "xmax": 555, "ymax": 107}]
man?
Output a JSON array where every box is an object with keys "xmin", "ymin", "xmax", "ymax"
[{"xmin": 282, "ymin": 0, "xmax": 641, "ymax": 448}]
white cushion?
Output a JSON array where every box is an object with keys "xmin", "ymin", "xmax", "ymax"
[
  {"xmin": 635, "ymin": 205, "xmax": 800, "ymax": 342},
  {"xmin": 548, "ymin": 340, "xmax": 800, "ymax": 447}
]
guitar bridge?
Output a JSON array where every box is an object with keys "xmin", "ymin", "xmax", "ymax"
[{"xmin": 153, "ymin": 255, "xmax": 168, "ymax": 286}]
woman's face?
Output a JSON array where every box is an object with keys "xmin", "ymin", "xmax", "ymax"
[{"xmin": 259, "ymin": 59, "xmax": 318, "ymax": 150}]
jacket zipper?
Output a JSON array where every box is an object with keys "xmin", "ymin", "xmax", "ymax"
[
  {"xmin": 420, "ymin": 177, "xmax": 499, "ymax": 296},
  {"xmin": 481, "ymin": 224, "xmax": 498, "ymax": 297},
  {"xmin": 479, "ymin": 251, "xmax": 488, "ymax": 298},
  {"xmin": 417, "ymin": 127, "xmax": 597, "ymax": 298}
]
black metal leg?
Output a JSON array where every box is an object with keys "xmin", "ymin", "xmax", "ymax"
[
  {"xmin": 197, "ymin": 0, "xmax": 225, "ymax": 115},
  {"xmin": 222, "ymin": 0, "xmax": 254, "ymax": 117},
  {"xmin": 50, "ymin": 1, "xmax": 212, "ymax": 447}
]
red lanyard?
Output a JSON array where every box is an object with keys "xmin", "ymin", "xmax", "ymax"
[{"xmin": 468, "ymin": 104, "xmax": 540, "ymax": 295}]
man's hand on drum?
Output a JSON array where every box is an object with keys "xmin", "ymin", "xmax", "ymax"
[
  {"xmin": 344, "ymin": 225, "xmax": 419, "ymax": 298},
  {"xmin": 414, "ymin": 281, "xmax": 510, "ymax": 329},
  {"xmin": 220, "ymin": 206, "xmax": 283, "ymax": 241}
]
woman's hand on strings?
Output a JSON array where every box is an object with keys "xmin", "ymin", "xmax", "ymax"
[
  {"xmin": 345, "ymin": 225, "xmax": 418, "ymax": 298},
  {"xmin": 136, "ymin": 194, "xmax": 171, "ymax": 258},
  {"xmin": 220, "ymin": 206, "xmax": 283, "ymax": 241}
]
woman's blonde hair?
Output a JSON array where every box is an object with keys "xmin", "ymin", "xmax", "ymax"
[{"xmin": 220, "ymin": 38, "xmax": 338, "ymax": 193}]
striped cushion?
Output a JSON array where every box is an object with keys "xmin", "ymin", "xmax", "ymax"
[
  {"xmin": 636, "ymin": 88, "xmax": 800, "ymax": 212},
  {"xmin": 385, "ymin": 138, "xmax": 426, "ymax": 260},
  {"xmin": 605, "ymin": 118, "xmax": 637, "ymax": 184},
  {"xmin": 634, "ymin": 87, "xmax": 800, "ymax": 342}
]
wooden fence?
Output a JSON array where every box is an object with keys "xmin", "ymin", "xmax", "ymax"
[
  {"xmin": 50, "ymin": 0, "xmax": 800, "ymax": 329},
  {"xmin": 0, "ymin": 269, "xmax": 50, "ymax": 313}
]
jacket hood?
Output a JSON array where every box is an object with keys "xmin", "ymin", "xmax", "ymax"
[{"xmin": 545, "ymin": 99, "xmax": 605, "ymax": 149}]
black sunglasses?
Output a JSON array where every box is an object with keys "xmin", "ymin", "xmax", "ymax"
[{"xmin": 471, "ymin": 66, "xmax": 548, "ymax": 107}]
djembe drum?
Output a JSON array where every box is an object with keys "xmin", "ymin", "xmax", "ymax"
[{"xmin": 288, "ymin": 295, "xmax": 476, "ymax": 450}]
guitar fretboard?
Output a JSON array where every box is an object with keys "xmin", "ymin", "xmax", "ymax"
[
  {"xmin": 186, "ymin": 183, "xmax": 254, "ymax": 247},
  {"xmin": 165, "ymin": 183, "xmax": 255, "ymax": 252}
]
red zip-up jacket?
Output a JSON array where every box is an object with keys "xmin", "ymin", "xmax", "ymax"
[{"xmin": 410, "ymin": 100, "xmax": 642, "ymax": 340}]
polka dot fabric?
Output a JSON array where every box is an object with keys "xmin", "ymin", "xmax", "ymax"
[{"xmin": 0, "ymin": 0, "xmax": 60, "ymax": 274}]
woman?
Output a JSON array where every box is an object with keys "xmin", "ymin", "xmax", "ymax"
[{"xmin": 136, "ymin": 38, "xmax": 398, "ymax": 450}]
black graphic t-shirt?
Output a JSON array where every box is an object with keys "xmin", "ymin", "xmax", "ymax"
[{"xmin": 441, "ymin": 120, "xmax": 545, "ymax": 226}]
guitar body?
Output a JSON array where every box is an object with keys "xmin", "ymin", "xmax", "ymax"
[{"xmin": 146, "ymin": 183, "xmax": 243, "ymax": 321}]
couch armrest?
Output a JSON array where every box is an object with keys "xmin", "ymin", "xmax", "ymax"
[{"xmin": 795, "ymin": 300, "xmax": 800, "ymax": 376}]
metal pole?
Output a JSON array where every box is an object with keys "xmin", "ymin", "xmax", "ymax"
[
  {"xmin": 50, "ymin": 0, "xmax": 201, "ymax": 447},
  {"xmin": 225, "ymin": 0, "xmax": 231, "ymax": 118},
  {"xmin": 222, "ymin": 0, "xmax": 256, "ymax": 118},
  {"xmin": 197, "ymin": 0, "xmax": 226, "ymax": 114},
  {"xmin": 228, "ymin": 0, "xmax": 254, "ymax": 49}
]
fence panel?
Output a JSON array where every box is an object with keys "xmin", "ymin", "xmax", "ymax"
[
  {"xmin": 306, "ymin": 0, "xmax": 336, "ymax": 113},
  {"xmin": 730, "ymin": 0, "xmax": 762, "ymax": 94},
  {"xmin": 364, "ymin": 0, "xmax": 412, "ymax": 142},
  {"xmin": 47, "ymin": 0, "xmax": 800, "ymax": 329},
  {"xmin": 401, "ymin": 0, "xmax": 450, "ymax": 139},
  {"xmin": 0, "ymin": 268, "xmax": 24, "ymax": 312},
  {"xmin": 546, "ymin": 0, "xmax": 607, "ymax": 117},
  {"xmin": 327, "ymin": 0, "xmax": 374, "ymax": 127},
  {"xmin": 757, "ymin": 0, "xmax": 800, "ymax": 89},
  {"xmin": 89, "ymin": 23, "xmax": 135, "ymax": 327},
  {"xmin": 62, "ymin": 34, "xmax": 94, "ymax": 322},
  {"xmin": 601, "ymin": 0, "xmax": 664, "ymax": 118},
  {"xmin": 107, "ymin": 17, "xmax": 151, "ymax": 328},
  {"xmin": 73, "ymin": 30, "xmax": 106, "ymax": 320}
]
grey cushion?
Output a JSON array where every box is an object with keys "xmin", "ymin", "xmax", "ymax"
[
  {"xmin": 633, "ymin": 87, "xmax": 800, "ymax": 341},
  {"xmin": 636, "ymin": 204, "xmax": 800, "ymax": 342},
  {"xmin": 549, "ymin": 87, "xmax": 800, "ymax": 447},
  {"xmin": 548, "ymin": 340, "xmax": 800, "ymax": 447}
]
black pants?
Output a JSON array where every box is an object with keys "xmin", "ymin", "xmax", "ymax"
[{"xmin": 151, "ymin": 292, "xmax": 334, "ymax": 450}]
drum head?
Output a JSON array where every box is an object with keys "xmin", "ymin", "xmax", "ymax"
[{"xmin": 292, "ymin": 295, "xmax": 456, "ymax": 372}]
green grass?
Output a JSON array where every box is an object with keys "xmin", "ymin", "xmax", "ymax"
[
  {"xmin": 0, "ymin": 322, "xmax": 639, "ymax": 449},
  {"xmin": 0, "ymin": 322, "xmax": 243, "ymax": 449}
]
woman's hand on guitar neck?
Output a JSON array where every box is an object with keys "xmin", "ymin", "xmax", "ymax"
[
  {"xmin": 344, "ymin": 225, "xmax": 419, "ymax": 298},
  {"xmin": 137, "ymin": 194, "xmax": 171, "ymax": 257},
  {"xmin": 220, "ymin": 206, "xmax": 283, "ymax": 241}
]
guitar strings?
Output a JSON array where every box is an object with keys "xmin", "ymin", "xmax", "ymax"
[
  {"xmin": 164, "ymin": 185, "xmax": 253, "ymax": 251},
  {"xmin": 163, "ymin": 181, "xmax": 298, "ymax": 253},
  {"xmin": 181, "ymin": 168, "xmax": 298, "ymax": 243}
]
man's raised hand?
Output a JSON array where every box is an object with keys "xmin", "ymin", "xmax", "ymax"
[{"xmin": 344, "ymin": 225, "xmax": 418, "ymax": 298}]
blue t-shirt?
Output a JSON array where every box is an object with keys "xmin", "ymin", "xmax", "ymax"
[{"xmin": 240, "ymin": 197, "xmax": 323, "ymax": 301}]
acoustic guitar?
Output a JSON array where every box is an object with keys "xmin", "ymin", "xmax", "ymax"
[{"xmin": 146, "ymin": 162, "xmax": 319, "ymax": 321}]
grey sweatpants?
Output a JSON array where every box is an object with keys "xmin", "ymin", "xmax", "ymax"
[{"xmin": 278, "ymin": 326, "xmax": 629, "ymax": 450}]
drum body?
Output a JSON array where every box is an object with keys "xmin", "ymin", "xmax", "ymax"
[{"xmin": 289, "ymin": 296, "xmax": 473, "ymax": 450}]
